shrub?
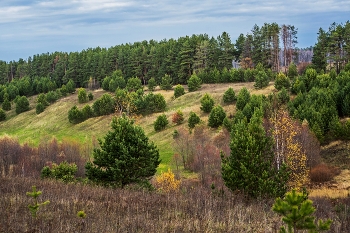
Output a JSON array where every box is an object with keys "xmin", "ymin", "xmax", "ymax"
[
  {"xmin": 223, "ymin": 87, "xmax": 236, "ymax": 104},
  {"xmin": 155, "ymin": 168, "xmax": 181, "ymax": 193},
  {"xmin": 277, "ymin": 87, "xmax": 290, "ymax": 104},
  {"xmin": 92, "ymin": 94, "xmax": 115, "ymax": 116},
  {"xmin": 78, "ymin": 88, "xmax": 88, "ymax": 103},
  {"xmin": 60, "ymin": 84, "xmax": 68, "ymax": 96},
  {"xmin": 0, "ymin": 108, "xmax": 6, "ymax": 121},
  {"xmin": 147, "ymin": 77, "xmax": 157, "ymax": 91},
  {"xmin": 287, "ymin": 62, "xmax": 298, "ymax": 79},
  {"xmin": 200, "ymin": 93, "xmax": 215, "ymax": 113},
  {"xmin": 81, "ymin": 104, "xmax": 93, "ymax": 120},
  {"xmin": 174, "ymin": 84, "xmax": 185, "ymax": 98},
  {"xmin": 187, "ymin": 74, "xmax": 202, "ymax": 92},
  {"xmin": 85, "ymin": 115, "xmax": 160, "ymax": 187},
  {"xmin": 160, "ymin": 74, "xmax": 172, "ymax": 90},
  {"xmin": 68, "ymin": 105, "xmax": 84, "ymax": 124},
  {"xmin": 188, "ymin": 111, "xmax": 201, "ymax": 129},
  {"xmin": 272, "ymin": 189, "xmax": 332, "ymax": 232},
  {"xmin": 154, "ymin": 114, "xmax": 169, "ymax": 131},
  {"xmin": 15, "ymin": 96, "xmax": 30, "ymax": 114},
  {"xmin": 310, "ymin": 164, "xmax": 340, "ymax": 183},
  {"xmin": 102, "ymin": 76, "xmax": 111, "ymax": 91},
  {"xmin": 88, "ymin": 92, "xmax": 94, "ymax": 101},
  {"xmin": 236, "ymin": 87, "xmax": 250, "ymax": 111},
  {"xmin": 274, "ymin": 72, "xmax": 291, "ymax": 90},
  {"xmin": 41, "ymin": 161, "xmax": 78, "ymax": 183},
  {"xmin": 26, "ymin": 186, "xmax": 50, "ymax": 218},
  {"xmin": 36, "ymin": 103, "xmax": 45, "ymax": 114},
  {"xmin": 66, "ymin": 79, "xmax": 76, "ymax": 93},
  {"xmin": 126, "ymin": 77, "xmax": 143, "ymax": 92},
  {"xmin": 2, "ymin": 93, "xmax": 11, "ymax": 111},
  {"xmin": 172, "ymin": 110, "xmax": 184, "ymax": 125},
  {"xmin": 46, "ymin": 91, "xmax": 59, "ymax": 103},
  {"xmin": 254, "ymin": 70, "xmax": 269, "ymax": 89},
  {"xmin": 208, "ymin": 105, "xmax": 226, "ymax": 128}
]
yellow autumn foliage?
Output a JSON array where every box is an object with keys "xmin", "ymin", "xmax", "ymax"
[
  {"xmin": 271, "ymin": 109, "xmax": 309, "ymax": 190},
  {"xmin": 155, "ymin": 168, "xmax": 181, "ymax": 193}
]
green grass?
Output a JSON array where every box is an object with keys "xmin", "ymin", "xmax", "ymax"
[{"xmin": 0, "ymin": 83, "xmax": 275, "ymax": 172}]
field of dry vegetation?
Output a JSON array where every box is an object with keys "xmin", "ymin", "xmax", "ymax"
[{"xmin": 1, "ymin": 82, "xmax": 350, "ymax": 232}]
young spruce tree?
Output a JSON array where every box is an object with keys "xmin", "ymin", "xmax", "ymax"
[
  {"xmin": 221, "ymin": 108, "xmax": 289, "ymax": 198},
  {"xmin": 86, "ymin": 115, "xmax": 160, "ymax": 188}
]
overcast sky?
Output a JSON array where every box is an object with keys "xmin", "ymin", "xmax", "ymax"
[{"xmin": 1, "ymin": 0, "xmax": 349, "ymax": 62}]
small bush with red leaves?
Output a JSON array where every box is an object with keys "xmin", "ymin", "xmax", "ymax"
[
  {"xmin": 310, "ymin": 163, "xmax": 340, "ymax": 183},
  {"xmin": 172, "ymin": 110, "xmax": 184, "ymax": 125}
]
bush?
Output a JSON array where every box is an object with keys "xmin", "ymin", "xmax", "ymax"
[
  {"xmin": 274, "ymin": 72, "xmax": 291, "ymax": 90},
  {"xmin": 92, "ymin": 94, "xmax": 115, "ymax": 116},
  {"xmin": 102, "ymin": 76, "xmax": 111, "ymax": 91},
  {"xmin": 66, "ymin": 79, "xmax": 76, "ymax": 94},
  {"xmin": 154, "ymin": 114, "xmax": 168, "ymax": 131},
  {"xmin": 0, "ymin": 108, "xmax": 6, "ymax": 121},
  {"xmin": 277, "ymin": 87, "xmax": 290, "ymax": 104},
  {"xmin": 187, "ymin": 74, "xmax": 202, "ymax": 92},
  {"xmin": 154, "ymin": 168, "xmax": 181, "ymax": 193},
  {"xmin": 236, "ymin": 87, "xmax": 250, "ymax": 111},
  {"xmin": 41, "ymin": 161, "xmax": 78, "ymax": 183},
  {"xmin": 78, "ymin": 88, "xmax": 88, "ymax": 103},
  {"xmin": 46, "ymin": 91, "xmax": 60, "ymax": 103},
  {"xmin": 188, "ymin": 111, "xmax": 201, "ymax": 129},
  {"xmin": 15, "ymin": 96, "xmax": 30, "ymax": 114},
  {"xmin": 223, "ymin": 87, "xmax": 236, "ymax": 104},
  {"xmin": 310, "ymin": 164, "xmax": 340, "ymax": 183},
  {"xmin": 160, "ymin": 74, "xmax": 172, "ymax": 91},
  {"xmin": 81, "ymin": 104, "xmax": 93, "ymax": 120},
  {"xmin": 254, "ymin": 70, "xmax": 269, "ymax": 89},
  {"xmin": 172, "ymin": 110, "xmax": 184, "ymax": 125},
  {"xmin": 174, "ymin": 84, "xmax": 185, "ymax": 98},
  {"xmin": 126, "ymin": 77, "xmax": 143, "ymax": 92},
  {"xmin": 200, "ymin": 93, "xmax": 215, "ymax": 113},
  {"xmin": 88, "ymin": 92, "xmax": 94, "ymax": 101},
  {"xmin": 2, "ymin": 93, "xmax": 11, "ymax": 111},
  {"xmin": 68, "ymin": 105, "xmax": 84, "ymax": 124},
  {"xmin": 208, "ymin": 105, "xmax": 226, "ymax": 128},
  {"xmin": 85, "ymin": 115, "xmax": 160, "ymax": 187},
  {"xmin": 36, "ymin": 103, "xmax": 45, "ymax": 114},
  {"xmin": 147, "ymin": 77, "xmax": 157, "ymax": 91}
]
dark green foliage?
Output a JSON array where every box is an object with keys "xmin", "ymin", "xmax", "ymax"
[
  {"xmin": 85, "ymin": 115, "xmax": 160, "ymax": 187},
  {"xmin": 102, "ymin": 76, "xmax": 111, "ymax": 91},
  {"xmin": 81, "ymin": 104, "xmax": 93, "ymax": 120},
  {"xmin": 160, "ymin": 74, "xmax": 172, "ymax": 91},
  {"xmin": 277, "ymin": 87, "xmax": 290, "ymax": 104},
  {"xmin": 141, "ymin": 93, "xmax": 166, "ymax": 114},
  {"xmin": 126, "ymin": 77, "xmax": 143, "ymax": 92},
  {"xmin": 275, "ymin": 73, "xmax": 291, "ymax": 90},
  {"xmin": 188, "ymin": 111, "xmax": 201, "ymax": 129},
  {"xmin": 208, "ymin": 105, "xmax": 226, "ymax": 128},
  {"xmin": 66, "ymin": 79, "xmax": 75, "ymax": 94},
  {"xmin": 36, "ymin": 103, "xmax": 45, "ymax": 114},
  {"xmin": 60, "ymin": 84, "xmax": 68, "ymax": 96},
  {"xmin": 46, "ymin": 91, "xmax": 59, "ymax": 103},
  {"xmin": 287, "ymin": 62, "xmax": 298, "ymax": 79},
  {"xmin": 2, "ymin": 93, "xmax": 11, "ymax": 111},
  {"xmin": 15, "ymin": 96, "xmax": 30, "ymax": 114},
  {"xmin": 236, "ymin": 87, "xmax": 250, "ymax": 111},
  {"xmin": 244, "ymin": 69, "xmax": 254, "ymax": 82},
  {"xmin": 154, "ymin": 114, "xmax": 169, "ymax": 131},
  {"xmin": 92, "ymin": 94, "xmax": 115, "ymax": 116},
  {"xmin": 0, "ymin": 108, "xmax": 6, "ymax": 121},
  {"xmin": 200, "ymin": 93, "xmax": 215, "ymax": 113},
  {"xmin": 114, "ymin": 76, "xmax": 126, "ymax": 90},
  {"xmin": 223, "ymin": 87, "xmax": 236, "ymax": 104},
  {"xmin": 37, "ymin": 93, "xmax": 49, "ymax": 107},
  {"xmin": 68, "ymin": 105, "xmax": 84, "ymax": 124},
  {"xmin": 222, "ymin": 116, "xmax": 234, "ymax": 132},
  {"xmin": 41, "ymin": 161, "xmax": 78, "ymax": 183},
  {"xmin": 254, "ymin": 70, "xmax": 269, "ymax": 89},
  {"xmin": 221, "ymin": 109, "xmax": 289, "ymax": 198},
  {"xmin": 78, "ymin": 88, "xmax": 88, "ymax": 103},
  {"xmin": 147, "ymin": 77, "xmax": 157, "ymax": 91},
  {"xmin": 88, "ymin": 92, "xmax": 94, "ymax": 101},
  {"xmin": 187, "ymin": 74, "xmax": 202, "ymax": 92},
  {"xmin": 174, "ymin": 84, "xmax": 185, "ymax": 98},
  {"xmin": 272, "ymin": 189, "xmax": 332, "ymax": 232}
]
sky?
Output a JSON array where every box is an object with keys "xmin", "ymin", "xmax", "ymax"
[{"xmin": 0, "ymin": 0, "xmax": 349, "ymax": 62}]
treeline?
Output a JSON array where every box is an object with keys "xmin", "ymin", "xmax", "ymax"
[
  {"xmin": 312, "ymin": 21, "xmax": 350, "ymax": 73},
  {"xmin": 0, "ymin": 22, "xmax": 313, "ymax": 89}
]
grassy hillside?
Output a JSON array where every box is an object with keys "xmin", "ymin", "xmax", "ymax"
[{"xmin": 0, "ymin": 82, "xmax": 269, "ymax": 172}]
